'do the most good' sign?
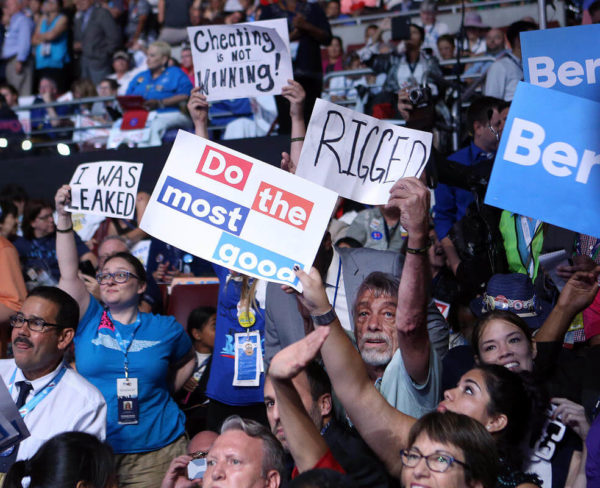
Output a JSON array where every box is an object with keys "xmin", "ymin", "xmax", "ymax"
[{"xmin": 140, "ymin": 131, "xmax": 338, "ymax": 290}]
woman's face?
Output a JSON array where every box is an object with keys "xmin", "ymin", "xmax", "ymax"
[
  {"xmin": 146, "ymin": 46, "xmax": 168, "ymax": 71},
  {"xmin": 401, "ymin": 433, "xmax": 471, "ymax": 488},
  {"xmin": 0, "ymin": 213, "xmax": 17, "ymax": 238},
  {"xmin": 327, "ymin": 38, "xmax": 342, "ymax": 59},
  {"xmin": 438, "ymin": 369, "xmax": 493, "ymax": 427},
  {"xmin": 477, "ymin": 319, "xmax": 535, "ymax": 372},
  {"xmin": 99, "ymin": 257, "xmax": 145, "ymax": 307},
  {"xmin": 437, "ymin": 39, "xmax": 454, "ymax": 60},
  {"xmin": 408, "ymin": 26, "xmax": 423, "ymax": 49}
]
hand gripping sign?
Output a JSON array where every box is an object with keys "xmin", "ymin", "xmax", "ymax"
[
  {"xmin": 140, "ymin": 131, "xmax": 338, "ymax": 290},
  {"xmin": 485, "ymin": 82, "xmax": 600, "ymax": 239},
  {"xmin": 296, "ymin": 99, "xmax": 433, "ymax": 205},
  {"xmin": 522, "ymin": 24, "xmax": 600, "ymax": 102},
  {"xmin": 68, "ymin": 161, "xmax": 143, "ymax": 219},
  {"xmin": 187, "ymin": 19, "xmax": 293, "ymax": 101}
]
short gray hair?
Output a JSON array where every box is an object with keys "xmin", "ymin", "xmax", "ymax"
[
  {"xmin": 352, "ymin": 271, "xmax": 399, "ymax": 321},
  {"xmin": 220, "ymin": 416, "xmax": 285, "ymax": 477},
  {"xmin": 150, "ymin": 41, "xmax": 171, "ymax": 59}
]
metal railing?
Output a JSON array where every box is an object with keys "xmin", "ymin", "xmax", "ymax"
[{"xmin": 329, "ymin": 0, "xmax": 533, "ymax": 25}]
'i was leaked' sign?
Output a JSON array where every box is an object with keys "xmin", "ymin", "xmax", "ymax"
[
  {"xmin": 522, "ymin": 23, "xmax": 600, "ymax": 102},
  {"xmin": 140, "ymin": 131, "xmax": 338, "ymax": 290},
  {"xmin": 485, "ymin": 82, "xmax": 600, "ymax": 238}
]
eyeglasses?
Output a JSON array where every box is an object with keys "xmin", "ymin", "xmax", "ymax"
[
  {"xmin": 96, "ymin": 271, "xmax": 139, "ymax": 285},
  {"xmin": 400, "ymin": 449, "xmax": 469, "ymax": 473},
  {"xmin": 10, "ymin": 314, "xmax": 61, "ymax": 332},
  {"xmin": 190, "ymin": 450, "xmax": 209, "ymax": 460}
]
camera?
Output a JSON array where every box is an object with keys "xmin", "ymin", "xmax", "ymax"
[{"xmin": 408, "ymin": 85, "xmax": 432, "ymax": 108}]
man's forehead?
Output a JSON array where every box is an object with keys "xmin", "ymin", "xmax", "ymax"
[
  {"xmin": 355, "ymin": 289, "xmax": 397, "ymax": 306},
  {"xmin": 21, "ymin": 296, "xmax": 59, "ymax": 320},
  {"xmin": 212, "ymin": 430, "xmax": 263, "ymax": 455}
]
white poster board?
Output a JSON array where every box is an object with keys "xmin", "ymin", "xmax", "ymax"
[
  {"xmin": 297, "ymin": 99, "xmax": 433, "ymax": 205},
  {"xmin": 140, "ymin": 131, "xmax": 337, "ymax": 290},
  {"xmin": 67, "ymin": 161, "xmax": 143, "ymax": 219},
  {"xmin": 187, "ymin": 19, "xmax": 293, "ymax": 101}
]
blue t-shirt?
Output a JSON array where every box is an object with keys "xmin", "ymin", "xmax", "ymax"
[
  {"xmin": 74, "ymin": 295, "xmax": 192, "ymax": 453},
  {"xmin": 13, "ymin": 233, "xmax": 89, "ymax": 283},
  {"xmin": 126, "ymin": 66, "xmax": 192, "ymax": 112},
  {"xmin": 206, "ymin": 264, "xmax": 265, "ymax": 406}
]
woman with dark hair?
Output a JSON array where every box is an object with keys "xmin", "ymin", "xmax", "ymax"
[
  {"xmin": 0, "ymin": 200, "xmax": 18, "ymax": 239},
  {"xmin": 401, "ymin": 411, "xmax": 498, "ymax": 488},
  {"xmin": 322, "ymin": 36, "xmax": 344, "ymax": 74},
  {"xmin": 31, "ymin": 0, "xmax": 69, "ymax": 92},
  {"xmin": 54, "ymin": 185, "xmax": 196, "ymax": 488},
  {"xmin": 4, "ymin": 432, "xmax": 117, "ymax": 488},
  {"xmin": 13, "ymin": 199, "xmax": 92, "ymax": 288}
]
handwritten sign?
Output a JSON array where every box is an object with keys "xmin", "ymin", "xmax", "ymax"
[
  {"xmin": 522, "ymin": 24, "xmax": 600, "ymax": 102},
  {"xmin": 485, "ymin": 82, "xmax": 600, "ymax": 239},
  {"xmin": 187, "ymin": 19, "xmax": 293, "ymax": 101},
  {"xmin": 68, "ymin": 161, "xmax": 143, "ymax": 219},
  {"xmin": 140, "ymin": 131, "xmax": 338, "ymax": 290},
  {"xmin": 296, "ymin": 99, "xmax": 433, "ymax": 205}
]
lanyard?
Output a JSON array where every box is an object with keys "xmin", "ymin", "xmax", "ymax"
[
  {"xmin": 8, "ymin": 365, "xmax": 67, "ymax": 418},
  {"xmin": 108, "ymin": 310, "xmax": 142, "ymax": 379},
  {"xmin": 518, "ymin": 216, "xmax": 542, "ymax": 277}
]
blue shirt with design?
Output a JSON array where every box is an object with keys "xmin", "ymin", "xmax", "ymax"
[
  {"xmin": 74, "ymin": 295, "xmax": 192, "ymax": 453},
  {"xmin": 205, "ymin": 264, "xmax": 265, "ymax": 406}
]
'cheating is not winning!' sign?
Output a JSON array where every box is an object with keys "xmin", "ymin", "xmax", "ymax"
[
  {"xmin": 296, "ymin": 99, "xmax": 433, "ymax": 205},
  {"xmin": 140, "ymin": 131, "xmax": 338, "ymax": 290},
  {"xmin": 187, "ymin": 19, "xmax": 293, "ymax": 101},
  {"xmin": 68, "ymin": 161, "xmax": 143, "ymax": 219},
  {"xmin": 485, "ymin": 82, "xmax": 600, "ymax": 239}
]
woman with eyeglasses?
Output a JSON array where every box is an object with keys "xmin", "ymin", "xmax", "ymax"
[
  {"xmin": 54, "ymin": 185, "xmax": 196, "ymax": 488},
  {"xmin": 400, "ymin": 411, "xmax": 498, "ymax": 488}
]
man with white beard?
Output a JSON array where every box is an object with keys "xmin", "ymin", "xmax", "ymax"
[{"xmin": 352, "ymin": 271, "xmax": 441, "ymax": 417}]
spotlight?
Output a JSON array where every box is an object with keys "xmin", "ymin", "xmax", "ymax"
[
  {"xmin": 0, "ymin": 138, "xmax": 7, "ymax": 148},
  {"xmin": 57, "ymin": 143, "xmax": 71, "ymax": 156},
  {"xmin": 21, "ymin": 140, "xmax": 32, "ymax": 151}
]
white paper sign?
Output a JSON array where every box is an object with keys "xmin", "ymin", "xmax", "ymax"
[
  {"xmin": 187, "ymin": 19, "xmax": 293, "ymax": 101},
  {"xmin": 68, "ymin": 161, "xmax": 143, "ymax": 219},
  {"xmin": 140, "ymin": 131, "xmax": 338, "ymax": 290},
  {"xmin": 297, "ymin": 99, "xmax": 433, "ymax": 205}
]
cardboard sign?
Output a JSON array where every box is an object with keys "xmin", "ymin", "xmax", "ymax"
[
  {"xmin": 296, "ymin": 99, "xmax": 433, "ymax": 205},
  {"xmin": 187, "ymin": 19, "xmax": 293, "ymax": 101},
  {"xmin": 68, "ymin": 161, "xmax": 143, "ymax": 219},
  {"xmin": 485, "ymin": 82, "xmax": 600, "ymax": 239},
  {"xmin": 522, "ymin": 24, "xmax": 600, "ymax": 102},
  {"xmin": 140, "ymin": 131, "xmax": 337, "ymax": 290}
]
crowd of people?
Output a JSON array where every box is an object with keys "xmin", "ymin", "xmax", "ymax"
[{"xmin": 1, "ymin": 0, "xmax": 600, "ymax": 487}]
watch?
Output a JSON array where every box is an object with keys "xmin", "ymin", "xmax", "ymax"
[{"xmin": 311, "ymin": 307, "xmax": 337, "ymax": 326}]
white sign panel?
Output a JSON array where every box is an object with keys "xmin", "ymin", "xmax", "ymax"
[
  {"xmin": 68, "ymin": 161, "xmax": 143, "ymax": 219},
  {"xmin": 187, "ymin": 19, "xmax": 293, "ymax": 101},
  {"xmin": 140, "ymin": 131, "xmax": 338, "ymax": 290},
  {"xmin": 297, "ymin": 99, "xmax": 433, "ymax": 205}
]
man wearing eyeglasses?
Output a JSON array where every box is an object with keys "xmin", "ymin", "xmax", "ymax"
[{"xmin": 0, "ymin": 286, "xmax": 106, "ymax": 472}]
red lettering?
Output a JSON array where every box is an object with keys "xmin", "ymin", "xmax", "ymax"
[
  {"xmin": 196, "ymin": 145, "xmax": 253, "ymax": 190},
  {"xmin": 251, "ymin": 182, "xmax": 313, "ymax": 230}
]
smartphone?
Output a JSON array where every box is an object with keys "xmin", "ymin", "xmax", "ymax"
[
  {"xmin": 187, "ymin": 458, "xmax": 207, "ymax": 480},
  {"xmin": 391, "ymin": 15, "xmax": 411, "ymax": 41}
]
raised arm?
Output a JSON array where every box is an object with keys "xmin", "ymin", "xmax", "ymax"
[
  {"xmin": 288, "ymin": 266, "xmax": 415, "ymax": 477},
  {"xmin": 535, "ymin": 267, "xmax": 600, "ymax": 343},
  {"xmin": 55, "ymin": 185, "xmax": 90, "ymax": 319},
  {"xmin": 187, "ymin": 87, "xmax": 209, "ymax": 139},
  {"xmin": 268, "ymin": 334, "xmax": 331, "ymax": 473},
  {"xmin": 387, "ymin": 177, "xmax": 432, "ymax": 384},
  {"xmin": 281, "ymin": 79, "xmax": 306, "ymax": 174}
]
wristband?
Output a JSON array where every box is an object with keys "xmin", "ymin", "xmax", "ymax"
[
  {"xmin": 56, "ymin": 226, "xmax": 73, "ymax": 233},
  {"xmin": 405, "ymin": 241, "xmax": 432, "ymax": 255},
  {"xmin": 291, "ymin": 137, "xmax": 305, "ymax": 143},
  {"xmin": 311, "ymin": 307, "xmax": 337, "ymax": 326}
]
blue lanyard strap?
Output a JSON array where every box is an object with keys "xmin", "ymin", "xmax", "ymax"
[
  {"xmin": 107, "ymin": 310, "xmax": 142, "ymax": 378},
  {"xmin": 8, "ymin": 365, "xmax": 67, "ymax": 418}
]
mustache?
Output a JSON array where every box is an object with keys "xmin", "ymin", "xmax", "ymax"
[
  {"xmin": 13, "ymin": 337, "xmax": 33, "ymax": 348},
  {"xmin": 359, "ymin": 332, "xmax": 392, "ymax": 348}
]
